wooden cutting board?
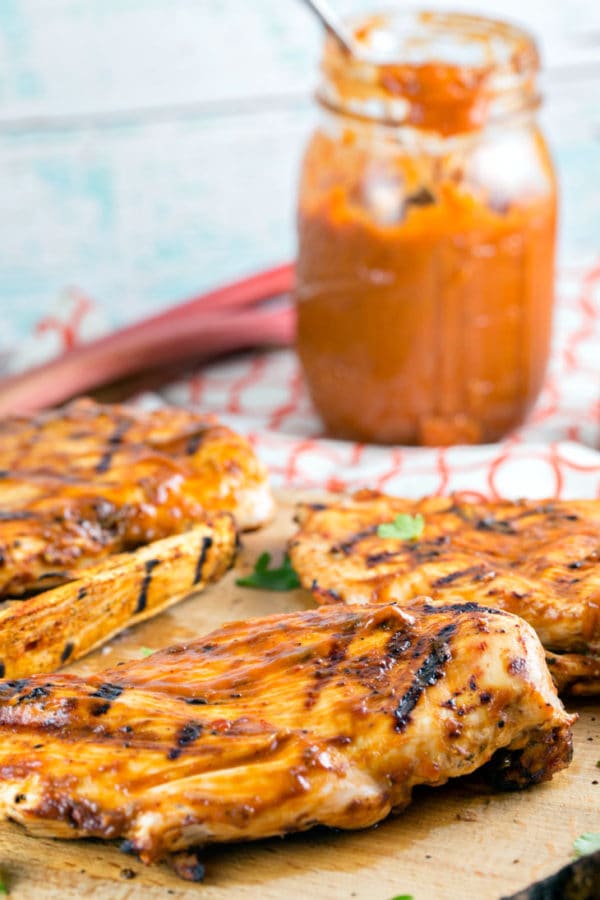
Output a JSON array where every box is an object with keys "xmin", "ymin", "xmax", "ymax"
[{"xmin": 0, "ymin": 490, "xmax": 597, "ymax": 899}]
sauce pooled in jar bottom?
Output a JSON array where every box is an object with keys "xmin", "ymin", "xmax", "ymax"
[{"xmin": 297, "ymin": 181, "xmax": 556, "ymax": 446}]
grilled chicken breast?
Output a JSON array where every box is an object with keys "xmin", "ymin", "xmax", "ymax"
[
  {"xmin": 0, "ymin": 398, "xmax": 273, "ymax": 597},
  {"xmin": 0, "ymin": 601, "xmax": 573, "ymax": 877},
  {"xmin": 289, "ymin": 491, "xmax": 600, "ymax": 693},
  {"xmin": 0, "ymin": 518, "xmax": 236, "ymax": 678}
]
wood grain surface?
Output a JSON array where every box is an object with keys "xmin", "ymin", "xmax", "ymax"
[{"xmin": 0, "ymin": 490, "xmax": 597, "ymax": 899}]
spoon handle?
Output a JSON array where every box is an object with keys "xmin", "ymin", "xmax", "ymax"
[{"xmin": 298, "ymin": 0, "xmax": 354, "ymax": 53}]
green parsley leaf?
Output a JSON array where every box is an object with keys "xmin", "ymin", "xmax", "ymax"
[
  {"xmin": 236, "ymin": 552, "xmax": 301, "ymax": 591},
  {"xmin": 388, "ymin": 895, "xmax": 413, "ymax": 900},
  {"xmin": 573, "ymin": 832, "xmax": 600, "ymax": 857},
  {"xmin": 140, "ymin": 647, "xmax": 154, "ymax": 658},
  {"xmin": 0, "ymin": 872, "xmax": 8, "ymax": 895},
  {"xmin": 377, "ymin": 513, "xmax": 424, "ymax": 541}
]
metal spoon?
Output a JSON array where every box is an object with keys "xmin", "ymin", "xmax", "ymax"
[{"xmin": 298, "ymin": 0, "xmax": 356, "ymax": 54}]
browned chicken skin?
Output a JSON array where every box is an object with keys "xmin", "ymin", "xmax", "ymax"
[
  {"xmin": 289, "ymin": 491, "xmax": 600, "ymax": 693},
  {"xmin": 0, "ymin": 398, "xmax": 273, "ymax": 597},
  {"xmin": 0, "ymin": 602, "xmax": 573, "ymax": 877}
]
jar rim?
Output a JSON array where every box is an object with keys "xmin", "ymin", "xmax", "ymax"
[
  {"xmin": 334, "ymin": 10, "xmax": 538, "ymax": 71},
  {"xmin": 319, "ymin": 9, "xmax": 540, "ymax": 136}
]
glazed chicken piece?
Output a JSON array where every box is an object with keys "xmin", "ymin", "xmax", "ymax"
[
  {"xmin": 0, "ymin": 398, "xmax": 273, "ymax": 597},
  {"xmin": 0, "ymin": 601, "xmax": 573, "ymax": 878},
  {"xmin": 0, "ymin": 518, "xmax": 237, "ymax": 679},
  {"xmin": 289, "ymin": 491, "xmax": 600, "ymax": 693}
]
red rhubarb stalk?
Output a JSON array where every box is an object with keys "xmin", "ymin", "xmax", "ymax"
[{"xmin": 0, "ymin": 264, "xmax": 295, "ymax": 415}]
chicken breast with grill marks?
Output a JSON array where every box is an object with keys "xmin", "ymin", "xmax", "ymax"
[
  {"xmin": 0, "ymin": 398, "xmax": 273, "ymax": 597},
  {"xmin": 0, "ymin": 601, "xmax": 574, "ymax": 878},
  {"xmin": 0, "ymin": 518, "xmax": 237, "ymax": 679},
  {"xmin": 289, "ymin": 490, "xmax": 600, "ymax": 693}
]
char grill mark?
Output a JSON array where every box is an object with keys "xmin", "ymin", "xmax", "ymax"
[
  {"xmin": 568, "ymin": 549, "xmax": 600, "ymax": 570},
  {"xmin": 185, "ymin": 431, "xmax": 207, "ymax": 456},
  {"xmin": 193, "ymin": 536, "xmax": 213, "ymax": 585},
  {"xmin": 177, "ymin": 722, "xmax": 203, "ymax": 747},
  {"xmin": 60, "ymin": 642, "xmax": 74, "ymax": 663},
  {"xmin": 432, "ymin": 566, "xmax": 491, "ymax": 588},
  {"xmin": 386, "ymin": 630, "xmax": 412, "ymax": 659},
  {"xmin": 305, "ymin": 635, "xmax": 352, "ymax": 709},
  {"xmin": 333, "ymin": 526, "xmax": 378, "ymax": 556},
  {"xmin": 423, "ymin": 601, "xmax": 509, "ymax": 617},
  {"xmin": 95, "ymin": 418, "xmax": 132, "ymax": 474},
  {"xmin": 91, "ymin": 683, "xmax": 124, "ymax": 701},
  {"xmin": 405, "ymin": 186, "xmax": 436, "ymax": 207},
  {"xmin": 17, "ymin": 686, "xmax": 50, "ymax": 704},
  {"xmin": 0, "ymin": 511, "xmax": 36, "ymax": 522},
  {"xmin": 168, "ymin": 722, "xmax": 203, "ymax": 760},
  {"xmin": 36, "ymin": 571, "xmax": 69, "ymax": 585},
  {"xmin": 0, "ymin": 679, "xmax": 29, "ymax": 699},
  {"xmin": 393, "ymin": 623, "xmax": 456, "ymax": 732},
  {"xmin": 135, "ymin": 559, "xmax": 161, "ymax": 613},
  {"xmin": 476, "ymin": 517, "xmax": 518, "ymax": 534},
  {"xmin": 366, "ymin": 550, "xmax": 403, "ymax": 567}
]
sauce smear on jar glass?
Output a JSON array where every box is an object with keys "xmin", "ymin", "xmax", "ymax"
[{"xmin": 295, "ymin": 11, "xmax": 557, "ymax": 445}]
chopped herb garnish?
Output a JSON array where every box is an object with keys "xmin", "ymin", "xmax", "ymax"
[
  {"xmin": 573, "ymin": 832, "xmax": 600, "ymax": 857},
  {"xmin": 377, "ymin": 513, "xmax": 424, "ymax": 541},
  {"xmin": 388, "ymin": 895, "xmax": 413, "ymax": 900},
  {"xmin": 140, "ymin": 647, "xmax": 154, "ymax": 658},
  {"xmin": 0, "ymin": 872, "xmax": 7, "ymax": 894},
  {"xmin": 236, "ymin": 552, "xmax": 300, "ymax": 591}
]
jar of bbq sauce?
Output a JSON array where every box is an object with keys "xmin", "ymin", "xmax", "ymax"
[{"xmin": 295, "ymin": 11, "xmax": 557, "ymax": 446}]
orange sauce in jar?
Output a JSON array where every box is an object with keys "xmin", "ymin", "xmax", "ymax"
[{"xmin": 296, "ymin": 12, "xmax": 557, "ymax": 445}]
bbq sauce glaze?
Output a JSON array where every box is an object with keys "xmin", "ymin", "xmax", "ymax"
[{"xmin": 296, "ymin": 12, "xmax": 557, "ymax": 445}]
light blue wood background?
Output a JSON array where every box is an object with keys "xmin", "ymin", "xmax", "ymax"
[{"xmin": 0, "ymin": 0, "xmax": 598, "ymax": 349}]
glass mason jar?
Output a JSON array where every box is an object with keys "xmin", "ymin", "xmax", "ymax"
[{"xmin": 295, "ymin": 11, "xmax": 557, "ymax": 446}]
